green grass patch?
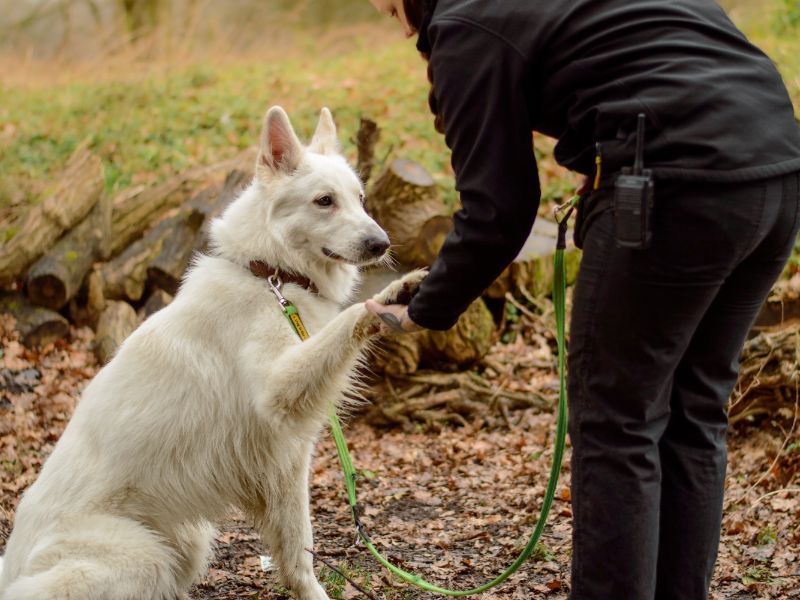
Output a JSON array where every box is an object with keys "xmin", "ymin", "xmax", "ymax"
[
  {"xmin": 0, "ymin": 37, "xmax": 452, "ymax": 209},
  {"xmin": 318, "ymin": 560, "xmax": 373, "ymax": 599},
  {"xmin": 0, "ymin": 0, "xmax": 797, "ymax": 223}
]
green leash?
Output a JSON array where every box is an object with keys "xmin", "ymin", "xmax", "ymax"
[{"xmin": 278, "ymin": 198, "xmax": 577, "ymax": 595}]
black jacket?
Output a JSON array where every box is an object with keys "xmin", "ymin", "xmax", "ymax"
[{"xmin": 406, "ymin": 0, "xmax": 800, "ymax": 330}]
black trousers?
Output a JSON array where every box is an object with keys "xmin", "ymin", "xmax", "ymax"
[{"xmin": 568, "ymin": 172, "xmax": 800, "ymax": 600}]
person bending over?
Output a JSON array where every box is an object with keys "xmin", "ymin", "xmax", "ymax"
[{"xmin": 366, "ymin": 1, "xmax": 800, "ymax": 599}]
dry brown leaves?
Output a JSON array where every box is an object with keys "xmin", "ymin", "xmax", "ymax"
[{"xmin": 1, "ymin": 313, "xmax": 799, "ymax": 599}]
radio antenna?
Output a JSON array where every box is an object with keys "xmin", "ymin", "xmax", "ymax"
[{"xmin": 634, "ymin": 113, "xmax": 646, "ymax": 175}]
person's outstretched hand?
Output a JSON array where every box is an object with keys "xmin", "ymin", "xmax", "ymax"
[{"xmin": 365, "ymin": 300, "xmax": 422, "ymax": 333}]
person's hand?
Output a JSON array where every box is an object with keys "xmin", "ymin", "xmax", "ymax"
[{"xmin": 365, "ymin": 300, "xmax": 422, "ymax": 333}]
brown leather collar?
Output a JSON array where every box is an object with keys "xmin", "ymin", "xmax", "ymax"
[{"xmin": 249, "ymin": 260, "xmax": 318, "ymax": 294}]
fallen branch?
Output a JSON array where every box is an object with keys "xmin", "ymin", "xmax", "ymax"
[{"xmin": 0, "ymin": 144, "xmax": 103, "ymax": 286}]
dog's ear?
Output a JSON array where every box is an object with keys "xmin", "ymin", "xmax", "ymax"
[
  {"xmin": 308, "ymin": 107, "xmax": 339, "ymax": 156},
  {"xmin": 258, "ymin": 106, "xmax": 304, "ymax": 174}
]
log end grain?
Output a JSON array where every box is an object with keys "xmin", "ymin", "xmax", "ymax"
[
  {"xmin": 26, "ymin": 273, "xmax": 68, "ymax": 311},
  {"xmin": 0, "ymin": 293, "xmax": 69, "ymax": 348}
]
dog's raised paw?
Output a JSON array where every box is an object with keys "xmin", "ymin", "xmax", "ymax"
[{"xmin": 372, "ymin": 269, "xmax": 427, "ymax": 306}]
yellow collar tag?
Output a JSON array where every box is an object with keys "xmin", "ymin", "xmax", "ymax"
[{"xmin": 286, "ymin": 306, "xmax": 310, "ymax": 341}]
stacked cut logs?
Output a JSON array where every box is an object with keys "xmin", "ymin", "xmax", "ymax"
[
  {"xmin": 0, "ymin": 142, "xmax": 254, "ymax": 363},
  {"xmin": 1, "ymin": 119, "xmax": 579, "ymax": 379}
]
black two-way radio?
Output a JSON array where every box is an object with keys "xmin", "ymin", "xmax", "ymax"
[{"xmin": 613, "ymin": 113, "xmax": 654, "ymax": 249}]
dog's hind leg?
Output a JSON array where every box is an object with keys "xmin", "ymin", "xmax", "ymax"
[
  {"xmin": 171, "ymin": 520, "xmax": 216, "ymax": 592},
  {"xmin": 1, "ymin": 514, "xmax": 179, "ymax": 600},
  {"xmin": 255, "ymin": 452, "xmax": 330, "ymax": 600}
]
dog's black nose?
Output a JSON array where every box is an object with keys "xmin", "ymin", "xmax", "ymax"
[{"xmin": 364, "ymin": 235, "xmax": 390, "ymax": 257}]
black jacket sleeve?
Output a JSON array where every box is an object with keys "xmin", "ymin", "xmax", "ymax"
[{"xmin": 407, "ymin": 18, "xmax": 541, "ymax": 330}]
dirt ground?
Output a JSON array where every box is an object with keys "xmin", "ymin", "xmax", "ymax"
[{"xmin": 1, "ymin": 318, "xmax": 798, "ymax": 599}]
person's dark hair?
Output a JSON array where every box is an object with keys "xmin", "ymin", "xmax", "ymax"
[
  {"xmin": 402, "ymin": 0, "xmax": 445, "ymax": 134},
  {"xmin": 402, "ymin": 0, "xmax": 426, "ymax": 33}
]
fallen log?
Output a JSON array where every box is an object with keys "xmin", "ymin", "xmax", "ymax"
[
  {"xmin": 68, "ymin": 266, "xmax": 106, "ymax": 329},
  {"xmin": 421, "ymin": 297, "xmax": 496, "ymax": 369},
  {"xmin": 751, "ymin": 274, "xmax": 800, "ymax": 334},
  {"xmin": 358, "ymin": 269, "xmax": 495, "ymax": 375},
  {"xmin": 146, "ymin": 191, "xmax": 210, "ymax": 295},
  {"xmin": 26, "ymin": 194, "xmax": 112, "ymax": 310},
  {"xmin": 102, "ymin": 211, "xmax": 194, "ymax": 303},
  {"xmin": 110, "ymin": 149, "xmax": 255, "ymax": 256},
  {"xmin": 192, "ymin": 170, "xmax": 251, "ymax": 253},
  {"xmin": 0, "ymin": 144, "xmax": 103, "ymax": 286},
  {"xmin": 94, "ymin": 300, "xmax": 139, "ymax": 364},
  {"xmin": 366, "ymin": 158, "xmax": 449, "ymax": 268},
  {"xmin": 140, "ymin": 289, "xmax": 173, "ymax": 320},
  {"xmin": 0, "ymin": 292, "xmax": 69, "ymax": 348},
  {"xmin": 369, "ymin": 332, "xmax": 424, "ymax": 377}
]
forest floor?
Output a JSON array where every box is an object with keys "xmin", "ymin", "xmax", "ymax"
[{"xmin": 1, "ymin": 315, "xmax": 798, "ymax": 600}]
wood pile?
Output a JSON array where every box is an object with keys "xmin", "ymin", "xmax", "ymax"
[
  {"xmin": 0, "ymin": 120, "xmax": 579, "ymax": 374},
  {"xmin": 0, "ymin": 118, "xmax": 579, "ymax": 374},
  {"xmin": 2, "ymin": 119, "xmax": 797, "ymax": 429},
  {"xmin": 0, "ymin": 143, "xmax": 254, "ymax": 363}
]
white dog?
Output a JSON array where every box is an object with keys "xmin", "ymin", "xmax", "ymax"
[{"xmin": 0, "ymin": 106, "xmax": 423, "ymax": 600}]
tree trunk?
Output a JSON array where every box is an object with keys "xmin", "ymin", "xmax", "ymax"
[
  {"xmin": 94, "ymin": 301, "xmax": 139, "ymax": 364},
  {"xmin": 120, "ymin": 0, "xmax": 160, "ymax": 38},
  {"xmin": 0, "ymin": 145, "xmax": 103, "ymax": 286},
  {"xmin": 0, "ymin": 292, "xmax": 69, "ymax": 348},
  {"xmin": 26, "ymin": 194, "xmax": 112, "ymax": 310},
  {"xmin": 110, "ymin": 149, "xmax": 255, "ymax": 256},
  {"xmin": 366, "ymin": 158, "xmax": 449, "ymax": 268}
]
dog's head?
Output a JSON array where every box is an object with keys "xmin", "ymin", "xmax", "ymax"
[{"xmin": 246, "ymin": 106, "xmax": 389, "ymax": 268}]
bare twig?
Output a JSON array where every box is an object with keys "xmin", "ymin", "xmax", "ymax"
[{"xmin": 306, "ymin": 548, "xmax": 377, "ymax": 600}]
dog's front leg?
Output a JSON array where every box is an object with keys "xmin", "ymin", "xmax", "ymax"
[
  {"xmin": 248, "ymin": 303, "xmax": 374, "ymax": 418},
  {"xmin": 256, "ymin": 453, "xmax": 330, "ymax": 600}
]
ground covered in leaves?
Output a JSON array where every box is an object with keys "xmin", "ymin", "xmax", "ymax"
[{"xmin": 1, "ymin": 316, "xmax": 798, "ymax": 599}]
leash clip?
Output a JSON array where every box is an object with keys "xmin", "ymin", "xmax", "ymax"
[
  {"xmin": 554, "ymin": 196, "xmax": 579, "ymax": 250},
  {"xmin": 267, "ymin": 273, "xmax": 290, "ymax": 309},
  {"xmin": 554, "ymin": 195, "xmax": 579, "ymax": 225}
]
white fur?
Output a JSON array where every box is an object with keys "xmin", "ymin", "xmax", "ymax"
[{"xmin": 0, "ymin": 106, "xmax": 423, "ymax": 600}]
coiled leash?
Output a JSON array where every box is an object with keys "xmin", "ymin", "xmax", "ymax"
[{"xmin": 268, "ymin": 198, "xmax": 577, "ymax": 595}]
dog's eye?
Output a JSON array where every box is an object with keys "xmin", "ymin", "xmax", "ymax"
[
  {"xmin": 359, "ymin": 192, "xmax": 365, "ymax": 204},
  {"xmin": 314, "ymin": 195, "xmax": 334, "ymax": 207}
]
